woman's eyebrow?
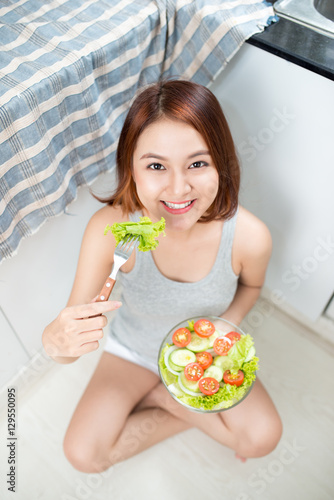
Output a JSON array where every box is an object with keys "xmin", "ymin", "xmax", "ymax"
[
  {"xmin": 140, "ymin": 153, "xmax": 167, "ymax": 160},
  {"xmin": 187, "ymin": 150, "xmax": 210, "ymax": 159},
  {"xmin": 139, "ymin": 150, "xmax": 210, "ymax": 160}
]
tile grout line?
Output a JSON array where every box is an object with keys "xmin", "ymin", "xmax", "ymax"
[{"xmin": 0, "ymin": 304, "xmax": 30, "ymax": 358}]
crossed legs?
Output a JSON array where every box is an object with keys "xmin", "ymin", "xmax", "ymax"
[{"xmin": 63, "ymin": 352, "xmax": 282, "ymax": 473}]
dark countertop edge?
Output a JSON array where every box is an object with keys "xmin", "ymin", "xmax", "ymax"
[{"xmin": 246, "ymin": 16, "xmax": 334, "ymax": 81}]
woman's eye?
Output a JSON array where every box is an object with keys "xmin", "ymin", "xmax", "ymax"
[
  {"xmin": 190, "ymin": 161, "xmax": 207, "ymax": 169},
  {"xmin": 148, "ymin": 163, "xmax": 165, "ymax": 170}
]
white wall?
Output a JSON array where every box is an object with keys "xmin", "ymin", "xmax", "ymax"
[{"xmin": 210, "ymin": 43, "xmax": 334, "ymax": 322}]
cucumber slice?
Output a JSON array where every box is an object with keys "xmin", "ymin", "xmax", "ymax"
[
  {"xmin": 213, "ymin": 355, "xmax": 234, "ymax": 372},
  {"xmin": 203, "ymin": 365, "xmax": 223, "ymax": 382},
  {"xmin": 170, "ymin": 348, "xmax": 196, "ymax": 367},
  {"xmin": 179, "ymin": 372, "xmax": 201, "ymax": 392},
  {"xmin": 164, "ymin": 346, "xmax": 181, "ymax": 375},
  {"xmin": 178, "ymin": 372, "xmax": 201, "ymax": 396},
  {"xmin": 168, "ymin": 358, "xmax": 184, "ymax": 372},
  {"xmin": 167, "ymin": 383, "xmax": 184, "ymax": 398},
  {"xmin": 187, "ymin": 333, "xmax": 210, "ymax": 352},
  {"xmin": 207, "ymin": 330, "xmax": 220, "ymax": 348}
]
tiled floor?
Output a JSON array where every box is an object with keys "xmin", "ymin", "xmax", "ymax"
[{"xmin": 1, "ymin": 300, "xmax": 334, "ymax": 500}]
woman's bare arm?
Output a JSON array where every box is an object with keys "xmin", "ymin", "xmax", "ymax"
[
  {"xmin": 42, "ymin": 205, "xmax": 125, "ymax": 364},
  {"xmin": 221, "ymin": 207, "xmax": 272, "ymax": 326}
]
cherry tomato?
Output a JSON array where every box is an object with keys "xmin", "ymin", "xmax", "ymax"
[
  {"xmin": 184, "ymin": 362, "xmax": 204, "ymax": 381},
  {"xmin": 225, "ymin": 331, "xmax": 241, "ymax": 345},
  {"xmin": 223, "ymin": 370, "xmax": 244, "ymax": 387},
  {"xmin": 213, "ymin": 336, "xmax": 232, "ymax": 356},
  {"xmin": 198, "ymin": 377, "xmax": 220, "ymax": 395},
  {"xmin": 194, "ymin": 319, "xmax": 215, "ymax": 338},
  {"xmin": 196, "ymin": 351, "xmax": 213, "ymax": 370},
  {"xmin": 172, "ymin": 328, "xmax": 191, "ymax": 347}
]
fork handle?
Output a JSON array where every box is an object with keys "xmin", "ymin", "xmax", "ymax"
[{"xmin": 96, "ymin": 277, "xmax": 116, "ymax": 302}]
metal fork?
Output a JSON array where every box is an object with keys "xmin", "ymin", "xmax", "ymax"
[{"xmin": 97, "ymin": 237, "xmax": 138, "ymax": 302}]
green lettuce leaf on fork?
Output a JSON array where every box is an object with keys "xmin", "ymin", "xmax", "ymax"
[{"xmin": 104, "ymin": 216, "xmax": 166, "ymax": 251}]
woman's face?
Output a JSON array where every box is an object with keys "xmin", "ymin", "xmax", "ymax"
[{"xmin": 132, "ymin": 118, "xmax": 219, "ymax": 232}]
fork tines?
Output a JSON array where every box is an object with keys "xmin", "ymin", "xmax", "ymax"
[{"xmin": 118, "ymin": 236, "xmax": 138, "ymax": 253}]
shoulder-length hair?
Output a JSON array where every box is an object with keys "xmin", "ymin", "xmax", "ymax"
[{"xmin": 97, "ymin": 79, "xmax": 240, "ymax": 222}]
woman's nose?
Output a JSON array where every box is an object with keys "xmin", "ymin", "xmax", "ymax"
[{"xmin": 167, "ymin": 170, "xmax": 191, "ymax": 197}]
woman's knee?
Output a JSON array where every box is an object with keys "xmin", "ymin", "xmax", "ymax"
[
  {"xmin": 239, "ymin": 413, "xmax": 283, "ymax": 458},
  {"xmin": 63, "ymin": 430, "xmax": 107, "ymax": 473},
  {"xmin": 63, "ymin": 426, "xmax": 127, "ymax": 473}
]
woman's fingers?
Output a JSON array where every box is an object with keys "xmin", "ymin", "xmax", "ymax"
[
  {"xmin": 77, "ymin": 340, "xmax": 100, "ymax": 356},
  {"xmin": 73, "ymin": 315, "xmax": 108, "ymax": 334},
  {"xmin": 78, "ymin": 329, "xmax": 105, "ymax": 345},
  {"xmin": 57, "ymin": 328, "xmax": 105, "ymax": 357},
  {"xmin": 74, "ymin": 300, "xmax": 122, "ymax": 319},
  {"xmin": 54, "ymin": 315, "xmax": 107, "ymax": 355},
  {"xmin": 89, "ymin": 295, "xmax": 99, "ymax": 303}
]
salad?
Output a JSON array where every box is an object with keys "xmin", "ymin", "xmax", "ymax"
[
  {"xmin": 158, "ymin": 317, "xmax": 259, "ymax": 412},
  {"xmin": 104, "ymin": 216, "xmax": 166, "ymax": 251}
]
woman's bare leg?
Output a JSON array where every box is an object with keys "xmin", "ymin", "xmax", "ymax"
[
  {"xmin": 108, "ymin": 407, "xmax": 190, "ymax": 466},
  {"xmin": 64, "ymin": 352, "xmax": 281, "ymax": 473},
  {"xmin": 63, "ymin": 352, "xmax": 190, "ymax": 473}
]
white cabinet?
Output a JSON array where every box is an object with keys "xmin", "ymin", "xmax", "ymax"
[{"xmin": 211, "ymin": 44, "xmax": 334, "ymax": 322}]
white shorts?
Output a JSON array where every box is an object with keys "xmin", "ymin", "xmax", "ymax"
[{"xmin": 104, "ymin": 334, "xmax": 159, "ymax": 375}]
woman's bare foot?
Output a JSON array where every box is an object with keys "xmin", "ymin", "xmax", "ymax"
[{"xmin": 235, "ymin": 453, "xmax": 247, "ymax": 462}]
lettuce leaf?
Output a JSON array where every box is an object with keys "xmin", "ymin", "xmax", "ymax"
[
  {"xmin": 187, "ymin": 320, "xmax": 195, "ymax": 332},
  {"xmin": 227, "ymin": 334, "xmax": 255, "ymax": 374},
  {"xmin": 104, "ymin": 216, "xmax": 166, "ymax": 252}
]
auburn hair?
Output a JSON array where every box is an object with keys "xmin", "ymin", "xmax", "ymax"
[{"xmin": 96, "ymin": 79, "xmax": 240, "ymax": 222}]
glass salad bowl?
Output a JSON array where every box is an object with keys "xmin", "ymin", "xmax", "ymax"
[{"xmin": 157, "ymin": 316, "xmax": 258, "ymax": 414}]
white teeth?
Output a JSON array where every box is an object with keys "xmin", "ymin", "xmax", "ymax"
[{"xmin": 163, "ymin": 201, "xmax": 192, "ymax": 209}]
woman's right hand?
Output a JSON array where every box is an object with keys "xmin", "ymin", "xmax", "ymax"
[{"xmin": 42, "ymin": 299, "xmax": 122, "ymax": 363}]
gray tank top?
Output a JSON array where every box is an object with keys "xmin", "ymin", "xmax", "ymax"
[{"xmin": 109, "ymin": 209, "xmax": 239, "ymax": 366}]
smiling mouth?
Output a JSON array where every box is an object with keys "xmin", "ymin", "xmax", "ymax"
[{"xmin": 162, "ymin": 200, "xmax": 193, "ymax": 209}]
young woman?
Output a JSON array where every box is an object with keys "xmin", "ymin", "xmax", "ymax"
[{"xmin": 42, "ymin": 80, "xmax": 282, "ymax": 473}]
